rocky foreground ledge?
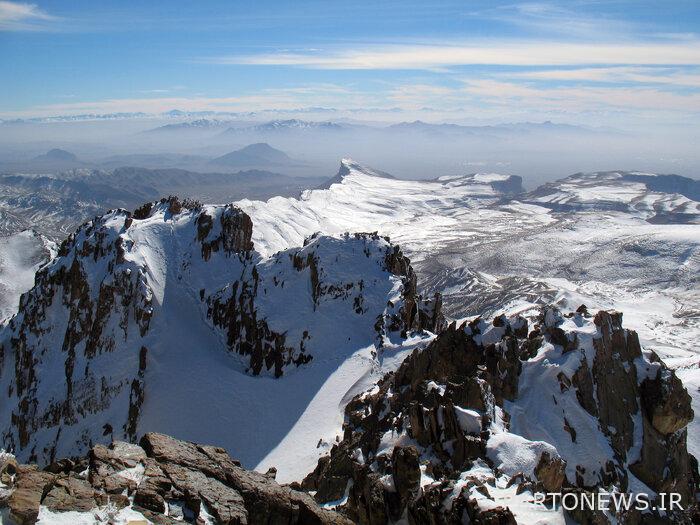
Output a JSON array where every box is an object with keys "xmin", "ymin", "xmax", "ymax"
[{"xmin": 0, "ymin": 432, "xmax": 351, "ymax": 525}]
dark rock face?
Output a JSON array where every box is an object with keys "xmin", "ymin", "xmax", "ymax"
[
  {"xmin": 0, "ymin": 433, "xmax": 352, "ymax": 525},
  {"xmin": 383, "ymin": 241, "xmax": 446, "ymax": 335},
  {"xmin": 205, "ymin": 268, "xmax": 294, "ymax": 378},
  {"xmin": 304, "ymin": 308, "xmax": 698, "ymax": 524},
  {"xmin": 534, "ymin": 451, "xmax": 566, "ymax": 493},
  {"xmin": 640, "ymin": 371, "xmax": 693, "ymax": 436},
  {"xmin": 198, "ymin": 203, "xmax": 254, "ymax": 260},
  {"xmin": 591, "ymin": 311, "xmax": 641, "ymax": 459},
  {"xmin": 391, "ymin": 445, "xmax": 420, "ymax": 500}
]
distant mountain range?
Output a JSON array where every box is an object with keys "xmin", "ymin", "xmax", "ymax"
[
  {"xmin": 0, "ymin": 112, "xmax": 150, "ymax": 123},
  {"xmin": 141, "ymin": 117, "xmax": 615, "ymax": 138},
  {"xmin": 144, "ymin": 118, "xmax": 231, "ymax": 133},
  {"xmin": 221, "ymin": 119, "xmax": 345, "ymax": 135},
  {"xmin": 387, "ymin": 119, "xmax": 611, "ymax": 136}
]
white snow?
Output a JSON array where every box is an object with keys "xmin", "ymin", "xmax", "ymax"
[
  {"xmin": 0, "ymin": 230, "xmax": 54, "ymax": 322},
  {"xmin": 486, "ymin": 432, "xmax": 559, "ymax": 480},
  {"xmin": 454, "ymin": 406, "xmax": 482, "ymax": 435}
]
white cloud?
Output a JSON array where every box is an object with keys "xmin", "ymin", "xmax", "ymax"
[
  {"xmin": 7, "ymin": 75, "xmax": 698, "ymax": 129},
  {"xmin": 210, "ymin": 40, "xmax": 700, "ymax": 70},
  {"xmin": 507, "ymin": 66, "xmax": 700, "ymax": 88},
  {"xmin": 6, "ymin": 65, "xmax": 696, "ymax": 127},
  {"xmin": 465, "ymin": 2, "xmax": 634, "ymax": 40},
  {"xmin": 0, "ymin": 0, "xmax": 56, "ymax": 31},
  {"xmin": 458, "ymin": 79, "xmax": 700, "ymax": 113}
]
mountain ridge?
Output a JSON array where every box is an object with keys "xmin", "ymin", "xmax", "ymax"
[{"xmin": 0, "ymin": 196, "xmax": 441, "ymax": 477}]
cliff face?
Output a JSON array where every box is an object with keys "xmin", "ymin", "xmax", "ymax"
[
  {"xmin": 0, "ymin": 197, "xmax": 441, "ymax": 467},
  {"xmin": 303, "ymin": 307, "xmax": 697, "ymax": 524}
]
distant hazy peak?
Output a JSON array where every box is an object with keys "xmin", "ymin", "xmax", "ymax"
[
  {"xmin": 263, "ymin": 119, "xmax": 343, "ymax": 130},
  {"xmin": 210, "ymin": 142, "xmax": 292, "ymax": 167},
  {"xmin": 238, "ymin": 142, "xmax": 287, "ymax": 154},
  {"xmin": 33, "ymin": 148, "xmax": 78, "ymax": 162}
]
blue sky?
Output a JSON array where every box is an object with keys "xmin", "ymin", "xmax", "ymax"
[{"xmin": 1, "ymin": 0, "xmax": 700, "ymax": 127}]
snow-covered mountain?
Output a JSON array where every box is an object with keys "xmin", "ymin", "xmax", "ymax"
[
  {"xmin": 146, "ymin": 118, "xmax": 231, "ymax": 133},
  {"xmin": 0, "ymin": 197, "xmax": 440, "ymax": 480},
  {"xmin": 304, "ymin": 307, "xmax": 695, "ymax": 523},
  {"xmin": 387, "ymin": 120, "xmax": 606, "ymax": 138},
  {"xmin": 524, "ymin": 171, "xmax": 700, "ymax": 222},
  {"xmin": 237, "ymin": 159, "xmax": 526, "ymax": 259},
  {"xmin": 235, "ymin": 161, "xmax": 698, "ymax": 359},
  {"xmin": 0, "ymin": 159, "xmax": 698, "ymax": 523}
]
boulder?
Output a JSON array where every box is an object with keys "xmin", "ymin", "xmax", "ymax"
[
  {"xmin": 42, "ymin": 475, "xmax": 98, "ymax": 513},
  {"xmin": 0, "ymin": 432, "xmax": 352, "ymax": 525},
  {"xmin": 7, "ymin": 468, "xmax": 55, "ymax": 525}
]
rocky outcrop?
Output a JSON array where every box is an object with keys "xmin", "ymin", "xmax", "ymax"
[
  {"xmin": 640, "ymin": 367, "xmax": 693, "ymax": 436},
  {"xmin": 205, "ymin": 231, "xmax": 443, "ymax": 378},
  {"xmin": 0, "ymin": 433, "xmax": 352, "ymax": 525},
  {"xmin": 301, "ymin": 317, "xmax": 519, "ymax": 523},
  {"xmin": 303, "ymin": 307, "xmax": 698, "ymax": 524},
  {"xmin": 197, "ymin": 202, "xmax": 254, "ymax": 260},
  {"xmin": 383, "ymin": 240, "xmax": 445, "ymax": 335}
]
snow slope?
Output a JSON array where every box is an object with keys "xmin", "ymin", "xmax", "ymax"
[
  {"xmin": 236, "ymin": 161, "xmax": 698, "ymax": 356},
  {"xmin": 238, "ymin": 158, "xmax": 535, "ymax": 263},
  {"xmin": 0, "ymin": 230, "xmax": 54, "ymax": 322}
]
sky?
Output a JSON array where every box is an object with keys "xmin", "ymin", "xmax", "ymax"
[{"xmin": 1, "ymin": 0, "xmax": 700, "ymax": 129}]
